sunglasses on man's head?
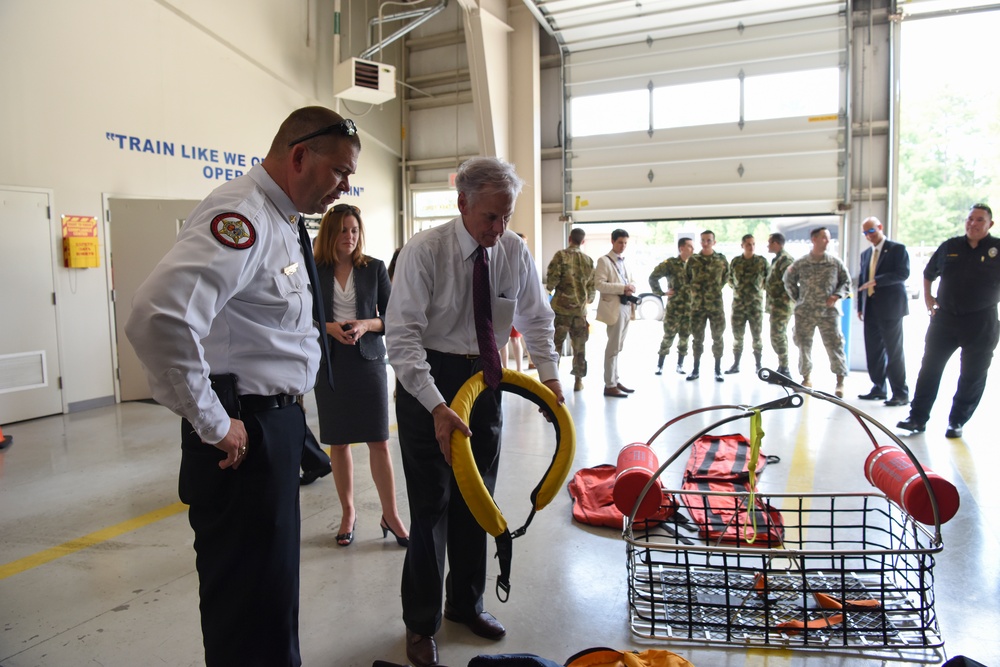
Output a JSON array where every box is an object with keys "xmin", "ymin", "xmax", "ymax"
[{"xmin": 287, "ymin": 119, "xmax": 358, "ymax": 147}]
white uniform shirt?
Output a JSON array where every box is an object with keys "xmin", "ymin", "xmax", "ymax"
[
  {"xmin": 125, "ymin": 164, "xmax": 321, "ymax": 444},
  {"xmin": 385, "ymin": 217, "xmax": 558, "ymax": 412}
]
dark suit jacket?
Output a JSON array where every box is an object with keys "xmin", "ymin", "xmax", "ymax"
[
  {"xmin": 858, "ymin": 239, "xmax": 909, "ymax": 320},
  {"xmin": 317, "ymin": 257, "xmax": 391, "ymax": 360}
]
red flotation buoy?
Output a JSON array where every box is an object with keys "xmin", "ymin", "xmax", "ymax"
[
  {"xmin": 613, "ymin": 443, "xmax": 664, "ymax": 520},
  {"xmin": 865, "ymin": 446, "xmax": 960, "ymax": 525}
]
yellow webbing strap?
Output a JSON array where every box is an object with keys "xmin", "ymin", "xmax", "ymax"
[{"xmin": 743, "ymin": 409, "xmax": 764, "ymax": 544}]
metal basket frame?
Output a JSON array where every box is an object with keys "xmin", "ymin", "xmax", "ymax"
[{"xmin": 623, "ymin": 369, "xmax": 945, "ymax": 658}]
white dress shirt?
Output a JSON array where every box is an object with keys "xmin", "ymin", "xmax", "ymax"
[
  {"xmin": 386, "ymin": 217, "xmax": 558, "ymax": 412},
  {"xmin": 125, "ymin": 164, "xmax": 321, "ymax": 444}
]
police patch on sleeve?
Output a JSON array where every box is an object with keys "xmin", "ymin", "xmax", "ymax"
[{"xmin": 211, "ymin": 213, "xmax": 256, "ymax": 250}]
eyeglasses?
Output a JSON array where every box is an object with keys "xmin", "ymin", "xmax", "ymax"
[
  {"xmin": 333, "ymin": 203, "xmax": 360, "ymax": 215},
  {"xmin": 287, "ymin": 119, "xmax": 358, "ymax": 147},
  {"xmin": 862, "ymin": 228, "xmax": 877, "ymax": 235}
]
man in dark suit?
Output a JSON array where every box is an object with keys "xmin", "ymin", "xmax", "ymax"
[{"xmin": 857, "ymin": 216, "xmax": 910, "ymax": 406}]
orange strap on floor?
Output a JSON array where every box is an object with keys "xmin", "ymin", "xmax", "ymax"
[{"xmin": 776, "ymin": 614, "xmax": 844, "ymax": 634}]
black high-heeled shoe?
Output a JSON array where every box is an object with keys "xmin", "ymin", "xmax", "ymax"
[
  {"xmin": 380, "ymin": 516, "xmax": 409, "ymax": 548},
  {"xmin": 336, "ymin": 518, "xmax": 356, "ymax": 547}
]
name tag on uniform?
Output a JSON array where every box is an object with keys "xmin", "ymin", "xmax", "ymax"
[{"xmin": 283, "ymin": 262, "xmax": 299, "ymax": 275}]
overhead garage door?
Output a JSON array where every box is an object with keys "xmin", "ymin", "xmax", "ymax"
[{"xmin": 563, "ymin": 12, "xmax": 849, "ymax": 222}]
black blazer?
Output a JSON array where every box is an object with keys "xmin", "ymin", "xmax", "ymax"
[
  {"xmin": 317, "ymin": 257, "xmax": 391, "ymax": 360},
  {"xmin": 858, "ymin": 240, "xmax": 909, "ymax": 320}
]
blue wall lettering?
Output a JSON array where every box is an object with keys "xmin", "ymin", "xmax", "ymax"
[{"xmin": 105, "ymin": 131, "xmax": 261, "ymax": 181}]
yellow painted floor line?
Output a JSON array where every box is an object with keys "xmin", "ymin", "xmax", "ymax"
[
  {"xmin": 0, "ymin": 501, "xmax": 187, "ymax": 581},
  {"xmin": 745, "ymin": 647, "xmax": 795, "ymax": 664},
  {"xmin": 948, "ymin": 438, "xmax": 978, "ymax": 500},
  {"xmin": 776, "ymin": 398, "xmax": 816, "ymax": 550},
  {"xmin": 1, "ymin": 422, "xmax": 401, "ymax": 580},
  {"xmin": 782, "ymin": 397, "xmax": 816, "ymax": 495}
]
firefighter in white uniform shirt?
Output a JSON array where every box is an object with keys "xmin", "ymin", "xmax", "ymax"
[{"xmin": 125, "ymin": 107, "xmax": 360, "ymax": 667}]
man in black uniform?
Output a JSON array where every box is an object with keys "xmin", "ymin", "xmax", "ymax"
[{"xmin": 898, "ymin": 204, "xmax": 1000, "ymax": 438}]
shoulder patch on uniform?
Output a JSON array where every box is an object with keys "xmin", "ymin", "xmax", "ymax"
[{"xmin": 211, "ymin": 212, "xmax": 256, "ymax": 250}]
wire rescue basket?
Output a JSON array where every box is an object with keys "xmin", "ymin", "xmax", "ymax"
[{"xmin": 624, "ymin": 370, "xmax": 946, "ymax": 658}]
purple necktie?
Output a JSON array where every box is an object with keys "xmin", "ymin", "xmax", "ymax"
[{"xmin": 473, "ymin": 246, "xmax": 502, "ymax": 389}]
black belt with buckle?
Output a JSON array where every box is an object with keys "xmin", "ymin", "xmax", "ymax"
[
  {"xmin": 426, "ymin": 348, "xmax": 480, "ymax": 360},
  {"xmin": 239, "ymin": 393, "xmax": 297, "ymax": 413}
]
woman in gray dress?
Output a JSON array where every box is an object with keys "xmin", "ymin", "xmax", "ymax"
[{"xmin": 313, "ymin": 203, "xmax": 408, "ymax": 547}]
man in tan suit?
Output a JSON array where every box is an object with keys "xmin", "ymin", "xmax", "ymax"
[{"xmin": 595, "ymin": 229, "xmax": 637, "ymax": 398}]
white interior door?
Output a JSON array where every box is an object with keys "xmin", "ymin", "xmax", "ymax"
[
  {"xmin": 109, "ymin": 198, "xmax": 199, "ymax": 402},
  {"xmin": 0, "ymin": 188, "xmax": 63, "ymax": 424}
]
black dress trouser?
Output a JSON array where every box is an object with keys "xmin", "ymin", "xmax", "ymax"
[
  {"xmin": 910, "ymin": 308, "xmax": 1000, "ymax": 426},
  {"xmin": 180, "ymin": 400, "xmax": 305, "ymax": 667},
  {"xmin": 396, "ymin": 351, "xmax": 502, "ymax": 636},
  {"xmin": 863, "ymin": 312, "xmax": 908, "ymax": 398}
]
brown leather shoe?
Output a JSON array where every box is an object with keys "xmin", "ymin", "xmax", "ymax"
[
  {"xmin": 405, "ymin": 629, "xmax": 438, "ymax": 667},
  {"xmin": 603, "ymin": 386, "xmax": 628, "ymax": 398},
  {"xmin": 444, "ymin": 610, "xmax": 506, "ymax": 639},
  {"xmin": 616, "ymin": 383, "xmax": 635, "ymax": 393}
]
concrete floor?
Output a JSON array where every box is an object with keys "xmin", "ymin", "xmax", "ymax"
[{"xmin": 1, "ymin": 319, "xmax": 998, "ymax": 667}]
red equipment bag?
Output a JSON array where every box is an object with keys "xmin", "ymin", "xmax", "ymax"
[
  {"xmin": 568, "ymin": 465, "xmax": 676, "ymax": 529},
  {"xmin": 679, "ymin": 434, "xmax": 784, "ymax": 546}
]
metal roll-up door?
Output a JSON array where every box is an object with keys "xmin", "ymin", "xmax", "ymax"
[{"xmin": 561, "ymin": 11, "xmax": 849, "ymax": 222}]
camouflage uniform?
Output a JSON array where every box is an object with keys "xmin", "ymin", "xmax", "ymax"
[
  {"xmin": 648, "ymin": 257, "xmax": 691, "ymax": 356},
  {"xmin": 783, "ymin": 253, "xmax": 852, "ymax": 377},
  {"xmin": 766, "ymin": 249, "xmax": 795, "ymax": 369},
  {"xmin": 687, "ymin": 252, "xmax": 729, "ymax": 359},
  {"xmin": 546, "ymin": 245, "xmax": 596, "ymax": 378},
  {"xmin": 728, "ymin": 254, "xmax": 768, "ymax": 357}
]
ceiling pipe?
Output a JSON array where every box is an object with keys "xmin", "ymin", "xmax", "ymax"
[{"xmin": 360, "ymin": 0, "xmax": 448, "ymax": 60}]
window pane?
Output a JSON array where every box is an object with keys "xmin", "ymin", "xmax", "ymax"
[
  {"xmin": 412, "ymin": 190, "xmax": 459, "ymax": 218},
  {"xmin": 653, "ymin": 79, "xmax": 740, "ymax": 129},
  {"xmin": 570, "ymin": 90, "xmax": 648, "ymax": 137},
  {"xmin": 744, "ymin": 68, "xmax": 840, "ymax": 121}
]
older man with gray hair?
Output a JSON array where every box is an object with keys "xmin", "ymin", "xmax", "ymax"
[{"xmin": 386, "ymin": 156, "xmax": 562, "ymax": 667}]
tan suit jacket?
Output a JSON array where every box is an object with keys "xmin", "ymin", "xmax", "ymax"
[{"xmin": 595, "ymin": 251, "xmax": 634, "ymax": 325}]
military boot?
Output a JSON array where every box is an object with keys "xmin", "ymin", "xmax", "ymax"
[
  {"xmin": 835, "ymin": 374, "xmax": 845, "ymax": 398},
  {"xmin": 776, "ymin": 364, "xmax": 791, "ymax": 377},
  {"xmin": 754, "ymin": 352, "xmax": 763, "ymax": 373},
  {"xmin": 676, "ymin": 354, "xmax": 686, "ymax": 375},
  {"xmin": 714, "ymin": 357, "xmax": 724, "ymax": 382},
  {"xmin": 686, "ymin": 356, "xmax": 701, "ymax": 381},
  {"xmin": 724, "ymin": 352, "xmax": 741, "ymax": 374},
  {"xmin": 655, "ymin": 354, "xmax": 665, "ymax": 376}
]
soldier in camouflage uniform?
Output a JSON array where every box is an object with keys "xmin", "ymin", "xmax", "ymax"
[
  {"xmin": 686, "ymin": 230, "xmax": 729, "ymax": 382},
  {"xmin": 783, "ymin": 226, "xmax": 852, "ymax": 397},
  {"xmin": 766, "ymin": 232, "xmax": 795, "ymax": 377},
  {"xmin": 726, "ymin": 234, "xmax": 768, "ymax": 374},
  {"xmin": 546, "ymin": 228, "xmax": 596, "ymax": 391},
  {"xmin": 648, "ymin": 237, "xmax": 695, "ymax": 375}
]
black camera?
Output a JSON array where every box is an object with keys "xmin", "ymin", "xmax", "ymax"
[{"xmin": 620, "ymin": 294, "xmax": 640, "ymax": 305}]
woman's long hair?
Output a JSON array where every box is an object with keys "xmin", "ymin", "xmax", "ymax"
[{"xmin": 314, "ymin": 203, "xmax": 367, "ymax": 268}]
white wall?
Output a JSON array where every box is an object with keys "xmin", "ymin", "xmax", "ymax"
[{"xmin": 0, "ymin": 0, "xmax": 401, "ymax": 410}]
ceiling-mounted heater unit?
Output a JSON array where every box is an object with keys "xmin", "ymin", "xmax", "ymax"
[{"xmin": 334, "ymin": 57, "xmax": 396, "ymax": 105}]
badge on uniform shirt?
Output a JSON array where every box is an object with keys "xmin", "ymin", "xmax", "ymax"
[
  {"xmin": 283, "ymin": 262, "xmax": 299, "ymax": 275},
  {"xmin": 990, "ymin": 247, "xmax": 998, "ymax": 258},
  {"xmin": 211, "ymin": 212, "xmax": 256, "ymax": 250}
]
